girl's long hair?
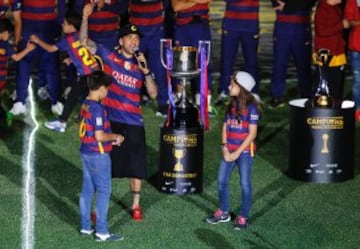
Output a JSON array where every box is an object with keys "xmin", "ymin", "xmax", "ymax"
[{"xmin": 225, "ymin": 80, "xmax": 262, "ymax": 121}]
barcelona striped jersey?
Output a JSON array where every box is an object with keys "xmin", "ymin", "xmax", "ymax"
[
  {"xmin": 275, "ymin": 10, "xmax": 311, "ymax": 34},
  {"xmin": 129, "ymin": 0, "xmax": 164, "ymax": 29},
  {"xmin": 79, "ymin": 99, "xmax": 113, "ymax": 154},
  {"xmin": 85, "ymin": 0, "xmax": 120, "ymax": 36},
  {"xmin": 0, "ymin": 41, "xmax": 14, "ymax": 92},
  {"xmin": 20, "ymin": 0, "xmax": 65, "ymax": 36},
  {"xmin": 223, "ymin": 0, "xmax": 259, "ymax": 32},
  {"xmin": 175, "ymin": 3, "xmax": 209, "ymax": 26},
  {"xmin": 0, "ymin": 0, "xmax": 21, "ymax": 18},
  {"xmin": 96, "ymin": 46, "xmax": 145, "ymax": 127},
  {"xmin": 225, "ymin": 103, "xmax": 259, "ymax": 157},
  {"xmin": 55, "ymin": 32, "xmax": 99, "ymax": 76}
]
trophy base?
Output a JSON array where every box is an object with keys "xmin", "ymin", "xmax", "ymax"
[{"xmin": 170, "ymin": 70, "xmax": 201, "ymax": 79}]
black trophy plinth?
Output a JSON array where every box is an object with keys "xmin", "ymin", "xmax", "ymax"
[
  {"xmin": 158, "ymin": 127, "xmax": 203, "ymax": 194},
  {"xmin": 288, "ymin": 99, "xmax": 355, "ymax": 183}
]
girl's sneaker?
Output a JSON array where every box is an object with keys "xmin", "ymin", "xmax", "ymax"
[
  {"xmin": 206, "ymin": 209, "xmax": 231, "ymax": 224},
  {"xmin": 234, "ymin": 216, "xmax": 248, "ymax": 230},
  {"xmin": 95, "ymin": 232, "xmax": 123, "ymax": 242}
]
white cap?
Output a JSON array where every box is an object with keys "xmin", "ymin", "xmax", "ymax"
[{"xmin": 234, "ymin": 71, "xmax": 255, "ymax": 92}]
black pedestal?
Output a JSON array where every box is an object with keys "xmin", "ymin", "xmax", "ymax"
[
  {"xmin": 288, "ymin": 99, "xmax": 355, "ymax": 183},
  {"xmin": 158, "ymin": 127, "xmax": 203, "ymax": 194}
]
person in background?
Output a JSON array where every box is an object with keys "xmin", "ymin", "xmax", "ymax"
[
  {"xmin": 215, "ymin": 0, "xmax": 260, "ymax": 105},
  {"xmin": 344, "ymin": 0, "xmax": 360, "ymax": 122},
  {"xmin": 73, "ymin": 0, "xmax": 127, "ymax": 50},
  {"xmin": 78, "ymin": 70, "xmax": 124, "ymax": 242},
  {"xmin": 30, "ymin": 11, "xmax": 100, "ymax": 133},
  {"xmin": 9, "ymin": 0, "xmax": 66, "ymax": 116},
  {"xmin": 171, "ymin": 0, "xmax": 215, "ymax": 115},
  {"xmin": 81, "ymin": 4, "xmax": 158, "ymax": 222},
  {"xmin": 0, "ymin": 18, "xmax": 35, "ymax": 123},
  {"xmin": 314, "ymin": 0, "xmax": 350, "ymax": 106},
  {"xmin": 128, "ymin": 0, "xmax": 169, "ymax": 117},
  {"xmin": 0, "ymin": 0, "xmax": 21, "ymax": 47},
  {"xmin": 206, "ymin": 71, "xmax": 261, "ymax": 230},
  {"xmin": 269, "ymin": 0, "xmax": 316, "ymax": 108}
]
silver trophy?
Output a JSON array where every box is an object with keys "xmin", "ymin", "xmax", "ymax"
[{"xmin": 160, "ymin": 39, "xmax": 211, "ymax": 128}]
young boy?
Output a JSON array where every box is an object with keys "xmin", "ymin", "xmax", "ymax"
[
  {"xmin": 78, "ymin": 70, "xmax": 124, "ymax": 242},
  {"xmin": 0, "ymin": 18, "xmax": 35, "ymax": 123},
  {"xmin": 29, "ymin": 11, "xmax": 100, "ymax": 132}
]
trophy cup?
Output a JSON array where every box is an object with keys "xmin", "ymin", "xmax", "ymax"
[
  {"xmin": 160, "ymin": 39, "xmax": 211, "ymax": 128},
  {"xmin": 312, "ymin": 49, "xmax": 333, "ymax": 108}
]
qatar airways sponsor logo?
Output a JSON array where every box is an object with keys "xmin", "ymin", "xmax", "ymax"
[{"xmin": 111, "ymin": 71, "xmax": 138, "ymax": 88}]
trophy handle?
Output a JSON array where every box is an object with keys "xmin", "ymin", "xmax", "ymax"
[
  {"xmin": 160, "ymin": 38, "xmax": 173, "ymax": 70},
  {"xmin": 198, "ymin": 40, "xmax": 211, "ymax": 66}
]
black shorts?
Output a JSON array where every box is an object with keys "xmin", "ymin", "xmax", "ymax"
[{"xmin": 110, "ymin": 122, "xmax": 147, "ymax": 179}]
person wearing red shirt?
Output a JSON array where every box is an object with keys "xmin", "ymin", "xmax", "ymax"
[
  {"xmin": 314, "ymin": 0, "xmax": 350, "ymax": 104},
  {"xmin": 344, "ymin": 0, "xmax": 360, "ymax": 122}
]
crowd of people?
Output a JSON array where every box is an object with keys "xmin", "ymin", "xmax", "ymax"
[{"xmin": 0, "ymin": 0, "xmax": 359, "ymax": 242}]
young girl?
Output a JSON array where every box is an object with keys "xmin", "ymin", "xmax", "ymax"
[{"xmin": 206, "ymin": 71, "xmax": 261, "ymax": 230}]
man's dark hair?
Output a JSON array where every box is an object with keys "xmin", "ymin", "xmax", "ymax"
[
  {"xmin": 65, "ymin": 11, "xmax": 82, "ymax": 31},
  {"xmin": 87, "ymin": 71, "xmax": 112, "ymax": 91},
  {"xmin": 0, "ymin": 19, "xmax": 14, "ymax": 34}
]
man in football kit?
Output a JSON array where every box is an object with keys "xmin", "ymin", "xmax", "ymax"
[{"xmin": 81, "ymin": 3, "xmax": 157, "ymax": 221}]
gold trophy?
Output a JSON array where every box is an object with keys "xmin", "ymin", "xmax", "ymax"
[
  {"xmin": 313, "ymin": 49, "xmax": 333, "ymax": 108},
  {"xmin": 173, "ymin": 147, "xmax": 186, "ymax": 171}
]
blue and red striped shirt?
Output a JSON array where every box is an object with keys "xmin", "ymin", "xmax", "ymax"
[
  {"xmin": 175, "ymin": 3, "xmax": 209, "ymax": 25},
  {"xmin": 223, "ymin": 0, "xmax": 259, "ymax": 32},
  {"xmin": 0, "ymin": 40, "xmax": 14, "ymax": 91},
  {"xmin": 224, "ymin": 103, "xmax": 259, "ymax": 157},
  {"xmin": 79, "ymin": 99, "xmax": 113, "ymax": 154},
  {"xmin": 129, "ymin": 0, "xmax": 164, "ymax": 29},
  {"xmin": 96, "ymin": 46, "xmax": 145, "ymax": 126},
  {"xmin": 0, "ymin": 0, "xmax": 21, "ymax": 18},
  {"xmin": 55, "ymin": 32, "xmax": 99, "ymax": 76}
]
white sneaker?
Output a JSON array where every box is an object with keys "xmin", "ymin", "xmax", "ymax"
[
  {"xmin": 37, "ymin": 86, "xmax": 49, "ymax": 100},
  {"xmin": 63, "ymin": 86, "xmax": 71, "ymax": 100},
  {"xmin": 51, "ymin": 102, "xmax": 64, "ymax": 116},
  {"xmin": 9, "ymin": 101, "xmax": 26, "ymax": 115},
  {"xmin": 44, "ymin": 120, "xmax": 67, "ymax": 133},
  {"xmin": 10, "ymin": 90, "xmax": 17, "ymax": 101}
]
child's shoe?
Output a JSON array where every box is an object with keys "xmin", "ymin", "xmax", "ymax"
[
  {"xmin": 234, "ymin": 215, "xmax": 248, "ymax": 230},
  {"xmin": 206, "ymin": 209, "xmax": 231, "ymax": 224}
]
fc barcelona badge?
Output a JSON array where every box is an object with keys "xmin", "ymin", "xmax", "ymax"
[{"xmin": 124, "ymin": 61, "xmax": 131, "ymax": 71}]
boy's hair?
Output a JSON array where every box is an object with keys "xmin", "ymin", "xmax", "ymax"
[
  {"xmin": 0, "ymin": 19, "xmax": 14, "ymax": 34},
  {"xmin": 87, "ymin": 71, "xmax": 112, "ymax": 91},
  {"xmin": 65, "ymin": 11, "xmax": 82, "ymax": 31}
]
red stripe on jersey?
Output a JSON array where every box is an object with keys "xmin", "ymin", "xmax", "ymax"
[
  {"xmin": 225, "ymin": 11, "xmax": 258, "ymax": 20},
  {"xmin": 231, "ymin": 1, "xmax": 258, "ymax": 7},
  {"xmin": 277, "ymin": 14, "xmax": 310, "ymax": 24},
  {"xmin": 110, "ymin": 83, "xmax": 141, "ymax": 103},
  {"xmin": 105, "ymin": 97, "xmax": 142, "ymax": 114},
  {"xmin": 130, "ymin": 2, "xmax": 162, "ymax": 12},
  {"xmin": 22, "ymin": 12, "xmax": 56, "ymax": 21},
  {"xmin": 89, "ymin": 23, "xmax": 119, "ymax": 32},
  {"xmin": 130, "ymin": 16, "xmax": 163, "ymax": 26},
  {"xmin": 23, "ymin": 0, "xmax": 55, "ymax": 8}
]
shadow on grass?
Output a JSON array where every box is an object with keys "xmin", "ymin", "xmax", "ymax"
[{"xmin": 194, "ymin": 229, "xmax": 236, "ymax": 249}]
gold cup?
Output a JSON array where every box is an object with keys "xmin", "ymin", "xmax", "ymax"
[{"xmin": 173, "ymin": 147, "xmax": 186, "ymax": 171}]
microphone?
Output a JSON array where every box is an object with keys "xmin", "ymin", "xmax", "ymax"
[{"xmin": 134, "ymin": 47, "xmax": 146, "ymax": 68}]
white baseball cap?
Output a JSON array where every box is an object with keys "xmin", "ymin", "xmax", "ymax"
[
  {"xmin": 234, "ymin": 71, "xmax": 255, "ymax": 92},
  {"xmin": 233, "ymin": 71, "xmax": 260, "ymax": 101}
]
